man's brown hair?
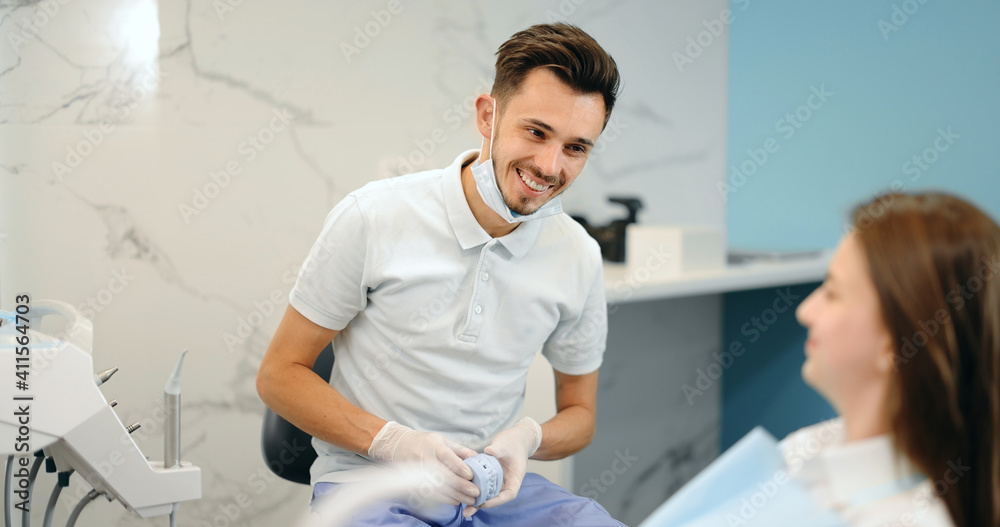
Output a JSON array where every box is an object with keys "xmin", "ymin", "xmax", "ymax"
[{"xmin": 492, "ymin": 23, "xmax": 620, "ymax": 128}]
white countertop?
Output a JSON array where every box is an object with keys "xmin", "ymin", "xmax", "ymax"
[{"xmin": 604, "ymin": 250, "xmax": 833, "ymax": 304}]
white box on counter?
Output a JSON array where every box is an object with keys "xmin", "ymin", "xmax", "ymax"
[{"xmin": 624, "ymin": 225, "xmax": 725, "ymax": 281}]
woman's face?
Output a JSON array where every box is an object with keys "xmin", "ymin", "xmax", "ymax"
[{"xmin": 795, "ymin": 233, "xmax": 895, "ymax": 411}]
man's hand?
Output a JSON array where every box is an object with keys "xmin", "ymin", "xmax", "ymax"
[
  {"xmin": 367, "ymin": 421, "xmax": 480, "ymax": 506},
  {"xmin": 475, "ymin": 417, "xmax": 543, "ymax": 513}
]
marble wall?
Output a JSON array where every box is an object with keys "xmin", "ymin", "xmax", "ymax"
[
  {"xmin": 579, "ymin": 295, "xmax": 722, "ymax": 526},
  {"xmin": 0, "ymin": 0, "xmax": 727, "ymax": 524}
]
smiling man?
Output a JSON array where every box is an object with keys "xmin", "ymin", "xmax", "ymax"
[
  {"xmin": 463, "ymin": 64, "xmax": 606, "ymax": 238},
  {"xmin": 257, "ymin": 23, "xmax": 624, "ymax": 526}
]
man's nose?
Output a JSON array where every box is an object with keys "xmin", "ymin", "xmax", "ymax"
[{"xmin": 535, "ymin": 143, "xmax": 563, "ymax": 179}]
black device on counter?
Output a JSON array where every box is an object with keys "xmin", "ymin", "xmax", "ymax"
[{"xmin": 571, "ymin": 197, "xmax": 643, "ymax": 262}]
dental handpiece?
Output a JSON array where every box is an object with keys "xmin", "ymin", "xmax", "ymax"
[{"xmin": 164, "ymin": 349, "xmax": 188, "ymax": 469}]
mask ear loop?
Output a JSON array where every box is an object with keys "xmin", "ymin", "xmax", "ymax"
[{"xmin": 486, "ymin": 98, "xmax": 497, "ymax": 164}]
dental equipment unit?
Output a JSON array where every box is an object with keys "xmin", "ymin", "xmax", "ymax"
[{"xmin": 0, "ymin": 299, "xmax": 201, "ymax": 526}]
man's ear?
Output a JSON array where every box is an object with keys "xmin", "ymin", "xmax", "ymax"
[{"xmin": 474, "ymin": 94, "xmax": 496, "ymax": 141}]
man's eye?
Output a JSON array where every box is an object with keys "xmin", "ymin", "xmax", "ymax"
[{"xmin": 528, "ymin": 128, "xmax": 543, "ymax": 138}]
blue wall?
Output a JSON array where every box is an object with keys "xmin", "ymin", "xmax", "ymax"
[
  {"xmin": 720, "ymin": 283, "xmax": 835, "ymax": 449},
  {"xmin": 721, "ymin": 0, "xmax": 1000, "ymax": 449},
  {"xmin": 726, "ymin": 0, "xmax": 1000, "ymax": 252}
]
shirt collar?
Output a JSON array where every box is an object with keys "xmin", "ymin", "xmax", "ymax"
[
  {"xmin": 441, "ymin": 149, "xmax": 542, "ymax": 259},
  {"xmin": 816, "ymin": 433, "xmax": 924, "ymax": 507}
]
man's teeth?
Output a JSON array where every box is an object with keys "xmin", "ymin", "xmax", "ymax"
[{"xmin": 518, "ymin": 169, "xmax": 549, "ymax": 192}]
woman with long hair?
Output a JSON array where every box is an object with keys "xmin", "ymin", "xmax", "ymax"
[{"xmin": 790, "ymin": 191, "xmax": 1000, "ymax": 526}]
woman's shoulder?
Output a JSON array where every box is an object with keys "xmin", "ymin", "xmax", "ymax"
[
  {"xmin": 779, "ymin": 418, "xmax": 955, "ymax": 527},
  {"xmin": 847, "ymin": 479, "xmax": 954, "ymax": 527}
]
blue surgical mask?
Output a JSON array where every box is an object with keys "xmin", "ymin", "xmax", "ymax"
[{"xmin": 471, "ymin": 100, "xmax": 563, "ymax": 224}]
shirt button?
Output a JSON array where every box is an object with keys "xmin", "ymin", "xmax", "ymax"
[
  {"xmin": 481, "ymin": 273, "xmax": 489, "ymax": 281},
  {"xmin": 474, "ymin": 305, "xmax": 483, "ymax": 314}
]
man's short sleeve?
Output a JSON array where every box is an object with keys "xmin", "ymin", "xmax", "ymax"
[
  {"xmin": 289, "ymin": 195, "xmax": 370, "ymax": 330},
  {"xmin": 542, "ymin": 264, "xmax": 608, "ymax": 375}
]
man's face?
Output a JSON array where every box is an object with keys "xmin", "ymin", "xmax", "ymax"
[{"xmin": 488, "ymin": 68, "xmax": 606, "ymax": 216}]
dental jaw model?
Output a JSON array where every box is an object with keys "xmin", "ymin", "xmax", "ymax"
[{"xmin": 464, "ymin": 453, "xmax": 502, "ymax": 507}]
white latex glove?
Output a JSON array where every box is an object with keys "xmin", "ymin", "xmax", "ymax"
[
  {"xmin": 471, "ymin": 417, "xmax": 542, "ymax": 515},
  {"xmin": 367, "ymin": 421, "xmax": 480, "ymax": 506}
]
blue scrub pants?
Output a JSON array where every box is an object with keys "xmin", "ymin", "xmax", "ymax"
[{"xmin": 311, "ymin": 473, "xmax": 625, "ymax": 526}]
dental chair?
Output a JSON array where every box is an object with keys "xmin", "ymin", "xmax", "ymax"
[{"xmin": 260, "ymin": 342, "xmax": 335, "ymax": 484}]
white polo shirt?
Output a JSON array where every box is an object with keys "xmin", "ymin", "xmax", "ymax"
[{"xmin": 289, "ymin": 150, "xmax": 608, "ymax": 484}]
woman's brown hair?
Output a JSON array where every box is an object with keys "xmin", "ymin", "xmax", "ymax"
[
  {"xmin": 851, "ymin": 192, "xmax": 1000, "ymax": 525},
  {"xmin": 492, "ymin": 23, "xmax": 620, "ymax": 128}
]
